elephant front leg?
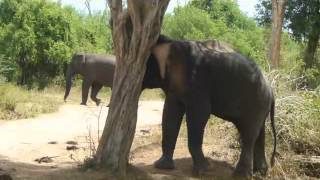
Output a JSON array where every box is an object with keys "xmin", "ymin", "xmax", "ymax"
[
  {"xmin": 185, "ymin": 100, "xmax": 211, "ymax": 176},
  {"xmin": 90, "ymin": 83, "xmax": 103, "ymax": 106},
  {"xmin": 81, "ymin": 79, "xmax": 91, "ymax": 105},
  {"xmin": 154, "ymin": 95, "xmax": 185, "ymax": 170}
]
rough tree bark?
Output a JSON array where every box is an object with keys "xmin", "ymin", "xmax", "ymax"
[
  {"xmin": 269, "ymin": 0, "xmax": 286, "ymax": 68},
  {"xmin": 95, "ymin": 0, "xmax": 170, "ymax": 177}
]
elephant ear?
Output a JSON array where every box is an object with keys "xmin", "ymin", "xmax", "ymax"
[
  {"xmin": 71, "ymin": 53, "xmax": 87, "ymax": 73},
  {"xmin": 74, "ymin": 53, "xmax": 86, "ymax": 71},
  {"xmin": 79, "ymin": 53, "xmax": 86, "ymax": 70},
  {"xmin": 152, "ymin": 43, "xmax": 171, "ymax": 79}
]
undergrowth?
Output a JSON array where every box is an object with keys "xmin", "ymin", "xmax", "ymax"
[
  {"xmin": 0, "ymin": 83, "xmax": 61, "ymax": 120},
  {"xmin": 266, "ymin": 70, "xmax": 320, "ymax": 179}
]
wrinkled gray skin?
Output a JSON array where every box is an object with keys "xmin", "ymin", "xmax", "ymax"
[
  {"xmin": 64, "ymin": 53, "xmax": 115, "ymax": 106},
  {"xmin": 142, "ymin": 35, "xmax": 276, "ymax": 178}
]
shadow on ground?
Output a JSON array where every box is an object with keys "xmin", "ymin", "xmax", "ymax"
[
  {"xmin": 0, "ymin": 155, "xmax": 235, "ymax": 180},
  {"xmin": 137, "ymin": 157, "xmax": 234, "ymax": 180}
]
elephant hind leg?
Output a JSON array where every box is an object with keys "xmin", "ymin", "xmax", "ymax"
[
  {"xmin": 91, "ymin": 83, "xmax": 103, "ymax": 106},
  {"xmin": 253, "ymin": 124, "xmax": 268, "ymax": 176},
  {"xmin": 233, "ymin": 118, "xmax": 262, "ymax": 178}
]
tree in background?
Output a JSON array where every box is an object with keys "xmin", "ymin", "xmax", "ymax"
[
  {"xmin": 269, "ymin": 0, "xmax": 286, "ymax": 68},
  {"xmin": 95, "ymin": 0, "xmax": 169, "ymax": 177},
  {"xmin": 0, "ymin": 0, "xmax": 112, "ymax": 88},
  {"xmin": 85, "ymin": 0, "xmax": 92, "ymax": 16},
  {"xmin": 256, "ymin": 0, "xmax": 320, "ymax": 87},
  {"xmin": 0, "ymin": 0, "xmax": 74, "ymax": 87}
]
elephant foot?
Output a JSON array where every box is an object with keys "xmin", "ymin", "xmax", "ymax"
[
  {"xmin": 192, "ymin": 158, "xmax": 210, "ymax": 176},
  {"xmin": 95, "ymin": 99, "xmax": 101, "ymax": 106},
  {"xmin": 233, "ymin": 164, "xmax": 252, "ymax": 179},
  {"xmin": 154, "ymin": 156, "xmax": 175, "ymax": 170},
  {"xmin": 80, "ymin": 102, "xmax": 87, "ymax": 106},
  {"xmin": 253, "ymin": 162, "xmax": 268, "ymax": 176}
]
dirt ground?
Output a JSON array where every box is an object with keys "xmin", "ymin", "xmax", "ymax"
[{"xmin": 0, "ymin": 100, "xmax": 243, "ymax": 180}]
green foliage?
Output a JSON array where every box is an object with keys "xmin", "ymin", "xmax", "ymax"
[
  {"xmin": 256, "ymin": 0, "xmax": 320, "ymax": 40},
  {"xmin": 190, "ymin": 0, "xmax": 257, "ymax": 30},
  {"xmin": 0, "ymin": 0, "xmax": 72, "ymax": 87},
  {"xmin": 0, "ymin": 0, "xmax": 112, "ymax": 88},
  {"xmin": 256, "ymin": 0, "xmax": 320, "ymax": 88},
  {"xmin": 162, "ymin": 3, "xmax": 269, "ymax": 69},
  {"xmin": 255, "ymin": 0, "xmax": 272, "ymax": 27},
  {"xmin": 285, "ymin": 0, "xmax": 320, "ymax": 42},
  {"xmin": 71, "ymin": 12, "xmax": 113, "ymax": 54},
  {"xmin": 163, "ymin": 6, "xmax": 217, "ymax": 40}
]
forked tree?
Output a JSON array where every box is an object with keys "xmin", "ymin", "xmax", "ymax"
[{"xmin": 95, "ymin": 0, "xmax": 170, "ymax": 177}]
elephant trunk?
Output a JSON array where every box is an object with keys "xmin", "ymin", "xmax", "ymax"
[{"xmin": 64, "ymin": 65, "xmax": 74, "ymax": 101}]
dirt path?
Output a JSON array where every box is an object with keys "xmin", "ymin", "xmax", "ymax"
[
  {"xmin": 0, "ymin": 100, "xmax": 241, "ymax": 180},
  {"xmin": 0, "ymin": 101, "xmax": 164, "ymax": 179}
]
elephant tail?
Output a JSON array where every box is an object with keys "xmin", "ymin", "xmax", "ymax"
[
  {"xmin": 270, "ymin": 95, "xmax": 277, "ymax": 167},
  {"xmin": 64, "ymin": 64, "xmax": 73, "ymax": 102}
]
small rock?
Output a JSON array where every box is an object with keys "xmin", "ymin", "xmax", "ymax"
[
  {"xmin": 66, "ymin": 141, "xmax": 78, "ymax": 145},
  {"xmin": 140, "ymin": 129, "xmax": 150, "ymax": 134},
  {"xmin": 34, "ymin": 156, "xmax": 54, "ymax": 163},
  {"xmin": 66, "ymin": 145, "xmax": 79, "ymax": 151},
  {"xmin": 48, "ymin": 141, "xmax": 58, "ymax": 144}
]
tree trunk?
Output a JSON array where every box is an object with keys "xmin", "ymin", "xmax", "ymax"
[
  {"xmin": 17, "ymin": 54, "xmax": 28, "ymax": 86},
  {"xmin": 85, "ymin": 0, "xmax": 92, "ymax": 16},
  {"xmin": 304, "ymin": 19, "xmax": 320, "ymax": 69},
  {"xmin": 269, "ymin": 0, "xmax": 286, "ymax": 68},
  {"xmin": 95, "ymin": 0, "xmax": 169, "ymax": 177}
]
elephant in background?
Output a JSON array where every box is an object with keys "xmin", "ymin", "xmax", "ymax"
[
  {"xmin": 64, "ymin": 53, "xmax": 115, "ymax": 106},
  {"xmin": 142, "ymin": 35, "xmax": 276, "ymax": 177}
]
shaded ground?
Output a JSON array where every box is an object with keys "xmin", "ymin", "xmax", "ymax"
[
  {"xmin": 130, "ymin": 121, "xmax": 239, "ymax": 180},
  {"xmin": 0, "ymin": 101, "xmax": 167, "ymax": 179},
  {"xmin": 0, "ymin": 99, "xmax": 281, "ymax": 179}
]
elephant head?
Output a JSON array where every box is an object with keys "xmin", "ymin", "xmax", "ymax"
[
  {"xmin": 64, "ymin": 53, "xmax": 86, "ymax": 101},
  {"xmin": 142, "ymin": 35, "xmax": 173, "ymax": 90}
]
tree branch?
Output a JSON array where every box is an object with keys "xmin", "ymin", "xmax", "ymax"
[{"xmin": 107, "ymin": 0, "xmax": 122, "ymax": 22}]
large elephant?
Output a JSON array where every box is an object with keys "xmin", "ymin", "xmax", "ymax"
[
  {"xmin": 64, "ymin": 53, "xmax": 115, "ymax": 106},
  {"xmin": 142, "ymin": 35, "xmax": 276, "ymax": 177}
]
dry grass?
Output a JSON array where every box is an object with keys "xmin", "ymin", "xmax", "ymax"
[
  {"xmin": 140, "ymin": 89, "xmax": 164, "ymax": 100},
  {"xmin": 0, "ymin": 84, "xmax": 62, "ymax": 120},
  {"xmin": 265, "ymin": 70, "xmax": 320, "ymax": 179}
]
